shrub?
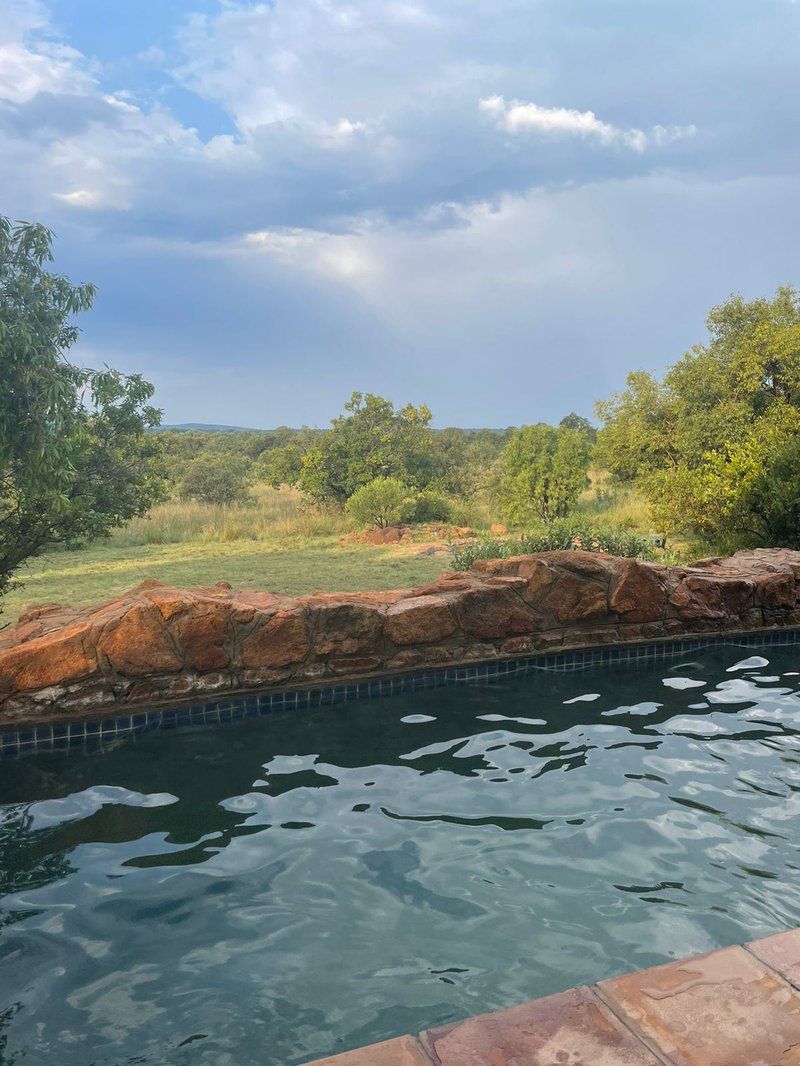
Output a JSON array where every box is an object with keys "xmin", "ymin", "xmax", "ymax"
[
  {"xmin": 179, "ymin": 453, "xmax": 251, "ymax": 506},
  {"xmin": 449, "ymin": 518, "xmax": 655, "ymax": 570},
  {"xmin": 345, "ymin": 477, "xmax": 415, "ymax": 528},
  {"xmin": 412, "ymin": 488, "xmax": 452, "ymax": 523}
]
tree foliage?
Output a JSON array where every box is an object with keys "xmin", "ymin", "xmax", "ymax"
[
  {"xmin": 595, "ymin": 286, "xmax": 800, "ymax": 548},
  {"xmin": 296, "ymin": 392, "xmax": 434, "ymax": 504},
  {"xmin": 559, "ymin": 412, "xmax": 597, "ymax": 442},
  {"xmin": 499, "ymin": 423, "xmax": 591, "ymax": 525},
  {"xmin": 178, "ymin": 452, "xmax": 251, "ymax": 506},
  {"xmin": 412, "ymin": 487, "xmax": 452, "ymax": 523},
  {"xmin": 345, "ymin": 477, "xmax": 415, "ymax": 528},
  {"xmin": 0, "ymin": 217, "xmax": 164, "ymax": 601}
]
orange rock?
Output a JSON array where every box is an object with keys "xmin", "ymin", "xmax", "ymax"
[
  {"xmin": 609, "ymin": 560, "xmax": 666, "ymax": 622},
  {"xmin": 99, "ymin": 601, "xmax": 182, "ymax": 676},
  {"xmin": 173, "ymin": 610, "xmax": 231, "ymax": 672},
  {"xmin": 4, "ymin": 550, "xmax": 800, "ymax": 722},
  {"xmin": 308, "ymin": 600, "xmax": 385, "ymax": 656},
  {"xmin": 457, "ymin": 587, "xmax": 538, "ymax": 638},
  {"xmin": 141, "ymin": 584, "xmax": 195, "ymax": 621},
  {"xmin": 541, "ymin": 550, "xmax": 617, "ymax": 578},
  {"xmin": 754, "ymin": 571, "xmax": 795, "ymax": 609},
  {"xmin": 363, "ymin": 526, "xmax": 404, "ymax": 544},
  {"xmin": 0, "ymin": 620, "xmax": 98, "ymax": 693},
  {"xmin": 541, "ymin": 571, "xmax": 608, "ymax": 624},
  {"xmin": 668, "ymin": 575, "xmax": 725, "ymax": 620},
  {"xmin": 240, "ymin": 610, "xmax": 309, "ymax": 668},
  {"xmin": 385, "ymin": 595, "xmax": 457, "ymax": 645}
]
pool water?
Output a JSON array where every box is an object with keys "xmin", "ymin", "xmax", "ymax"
[{"xmin": 2, "ymin": 645, "xmax": 800, "ymax": 1065}]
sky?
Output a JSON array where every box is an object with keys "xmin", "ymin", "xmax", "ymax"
[{"xmin": 2, "ymin": 0, "xmax": 800, "ymax": 429}]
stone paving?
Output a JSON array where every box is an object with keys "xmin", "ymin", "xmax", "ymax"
[{"xmin": 303, "ymin": 927, "xmax": 800, "ymax": 1065}]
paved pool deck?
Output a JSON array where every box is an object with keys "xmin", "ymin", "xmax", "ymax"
[{"xmin": 303, "ymin": 926, "xmax": 800, "ymax": 1065}]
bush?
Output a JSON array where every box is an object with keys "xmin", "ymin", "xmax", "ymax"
[
  {"xmin": 412, "ymin": 488, "xmax": 452, "ymax": 523},
  {"xmin": 449, "ymin": 518, "xmax": 655, "ymax": 570},
  {"xmin": 345, "ymin": 477, "xmax": 415, "ymax": 528},
  {"xmin": 179, "ymin": 453, "xmax": 251, "ymax": 506}
]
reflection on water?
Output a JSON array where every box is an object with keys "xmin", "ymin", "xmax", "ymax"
[{"xmin": 1, "ymin": 646, "xmax": 800, "ymax": 1064}]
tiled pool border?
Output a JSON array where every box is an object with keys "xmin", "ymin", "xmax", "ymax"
[{"xmin": 2, "ymin": 626, "xmax": 800, "ymax": 758}]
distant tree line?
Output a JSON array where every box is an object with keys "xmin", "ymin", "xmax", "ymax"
[{"xmin": 155, "ymin": 392, "xmax": 599, "ymax": 530}]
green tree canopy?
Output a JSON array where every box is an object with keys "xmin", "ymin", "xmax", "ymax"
[
  {"xmin": 345, "ymin": 477, "xmax": 415, "ymax": 528},
  {"xmin": 559, "ymin": 412, "xmax": 597, "ymax": 442},
  {"xmin": 178, "ymin": 452, "xmax": 251, "ymax": 506},
  {"xmin": 595, "ymin": 285, "xmax": 800, "ymax": 548},
  {"xmin": 0, "ymin": 217, "xmax": 165, "ymax": 603},
  {"xmin": 499, "ymin": 423, "xmax": 591, "ymax": 525},
  {"xmin": 297, "ymin": 391, "xmax": 434, "ymax": 505}
]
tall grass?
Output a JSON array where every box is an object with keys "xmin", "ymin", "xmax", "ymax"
[
  {"xmin": 575, "ymin": 471, "xmax": 652, "ymax": 530},
  {"xmin": 110, "ymin": 485, "xmax": 350, "ymax": 547},
  {"xmin": 107, "ymin": 474, "xmax": 656, "ymax": 552}
]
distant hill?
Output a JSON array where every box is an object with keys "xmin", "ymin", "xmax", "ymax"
[
  {"xmin": 157, "ymin": 423, "xmax": 263, "ymax": 433},
  {"xmin": 157, "ymin": 422, "xmax": 512, "ymax": 434}
]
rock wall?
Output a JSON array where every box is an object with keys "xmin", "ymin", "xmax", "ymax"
[{"xmin": 2, "ymin": 548, "xmax": 800, "ymax": 726}]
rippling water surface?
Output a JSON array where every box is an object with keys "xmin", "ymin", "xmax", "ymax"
[{"xmin": 2, "ymin": 645, "xmax": 800, "ymax": 1064}]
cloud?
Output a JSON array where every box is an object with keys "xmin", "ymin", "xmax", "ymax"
[
  {"xmin": 1, "ymin": 0, "xmax": 799, "ymax": 429},
  {"xmin": 0, "ymin": 0, "xmax": 710, "ymax": 247},
  {"xmin": 243, "ymin": 226, "xmax": 378, "ymax": 284},
  {"xmin": 479, "ymin": 94, "xmax": 695, "ymax": 152},
  {"xmin": 0, "ymin": 40, "xmax": 93, "ymax": 103},
  {"xmin": 53, "ymin": 189, "xmax": 104, "ymax": 208}
]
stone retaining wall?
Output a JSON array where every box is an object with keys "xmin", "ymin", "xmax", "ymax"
[{"xmin": 2, "ymin": 548, "xmax": 800, "ymax": 726}]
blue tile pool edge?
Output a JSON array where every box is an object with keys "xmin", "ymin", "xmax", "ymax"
[{"xmin": 2, "ymin": 626, "xmax": 800, "ymax": 757}]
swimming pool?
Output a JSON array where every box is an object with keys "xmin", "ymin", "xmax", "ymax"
[{"xmin": 1, "ymin": 643, "xmax": 799, "ymax": 1064}]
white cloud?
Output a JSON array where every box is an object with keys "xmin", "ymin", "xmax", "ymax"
[
  {"xmin": 480, "ymin": 94, "xmax": 695, "ymax": 152},
  {"xmin": 0, "ymin": 40, "xmax": 93, "ymax": 102},
  {"xmin": 53, "ymin": 189, "xmax": 103, "ymax": 208},
  {"xmin": 244, "ymin": 226, "xmax": 378, "ymax": 285},
  {"xmin": 172, "ymin": 0, "xmax": 456, "ymax": 137},
  {"xmin": 332, "ymin": 118, "xmax": 365, "ymax": 138}
]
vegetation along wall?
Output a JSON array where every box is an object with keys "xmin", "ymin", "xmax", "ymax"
[{"xmin": 2, "ymin": 549, "xmax": 800, "ymax": 727}]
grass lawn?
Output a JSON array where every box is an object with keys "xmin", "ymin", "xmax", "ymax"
[{"xmin": 1, "ymin": 537, "xmax": 446, "ymax": 624}]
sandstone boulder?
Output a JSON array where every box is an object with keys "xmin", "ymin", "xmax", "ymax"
[
  {"xmin": 541, "ymin": 571, "xmax": 608, "ymax": 625},
  {"xmin": 457, "ymin": 586, "xmax": 538, "ymax": 639},
  {"xmin": 240, "ymin": 609, "xmax": 309, "ymax": 669},
  {"xmin": 0, "ymin": 620, "xmax": 98, "ymax": 694},
  {"xmin": 98, "ymin": 601, "xmax": 182, "ymax": 677},
  {"xmin": 668, "ymin": 575, "xmax": 725, "ymax": 621},
  {"xmin": 385, "ymin": 595, "xmax": 457, "ymax": 645},
  {"xmin": 609, "ymin": 561, "xmax": 666, "ymax": 623}
]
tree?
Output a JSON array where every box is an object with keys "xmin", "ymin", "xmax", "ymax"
[
  {"xmin": 499, "ymin": 424, "xmax": 591, "ymax": 525},
  {"xmin": 594, "ymin": 285, "xmax": 800, "ymax": 548},
  {"xmin": 559, "ymin": 412, "xmax": 597, "ymax": 442},
  {"xmin": 178, "ymin": 453, "xmax": 251, "ymax": 506},
  {"xmin": 0, "ymin": 217, "xmax": 165, "ymax": 603},
  {"xmin": 298, "ymin": 391, "xmax": 434, "ymax": 505},
  {"xmin": 412, "ymin": 488, "xmax": 452, "ymax": 523},
  {"xmin": 256, "ymin": 442, "xmax": 305, "ymax": 488},
  {"xmin": 345, "ymin": 477, "xmax": 415, "ymax": 528}
]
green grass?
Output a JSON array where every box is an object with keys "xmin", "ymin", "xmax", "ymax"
[{"xmin": 1, "ymin": 537, "xmax": 445, "ymax": 624}]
